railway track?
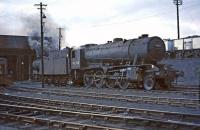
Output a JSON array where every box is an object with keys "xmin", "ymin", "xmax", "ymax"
[
  {"xmin": 7, "ymin": 86, "xmax": 200, "ymax": 109},
  {"xmin": 16, "ymin": 81, "xmax": 200, "ymax": 96},
  {"xmin": 0, "ymin": 104, "xmax": 123, "ymax": 130},
  {"xmin": 0, "ymin": 93, "xmax": 200, "ymax": 130},
  {"xmin": 171, "ymin": 85, "xmax": 199, "ymax": 92}
]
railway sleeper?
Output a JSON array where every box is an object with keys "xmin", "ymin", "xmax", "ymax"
[
  {"xmin": 170, "ymin": 102, "xmax": 185, "ymax": 107},
  {"xmin": 143, "ymin": 99, "xmax": 156, "ymax": 104},
  {"xmin": 111, "ymin": 108, "xmax": 127, "ymax": 114},
  {"xmin": 184, "ymin": 103, "xmax": 200, "ymax": 109}
]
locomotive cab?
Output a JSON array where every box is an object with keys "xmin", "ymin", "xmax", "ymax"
[
  {"xmin": 70, "ymin": 48, "xmax": 86, "ymax": 85},
  {"xmin": 71, "ymin": 48, "xmax": 86, "ymax": 70}
]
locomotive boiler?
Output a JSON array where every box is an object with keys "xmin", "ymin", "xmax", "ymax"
[
  {"xmin": 84, "ymin": 35, "xmax": 165, "ymax": 63},
  {"xmin": 33, "ymin": 34, "xmax": 178, "ymax": 90}
]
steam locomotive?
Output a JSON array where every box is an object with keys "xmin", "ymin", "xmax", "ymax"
[{"xmin": 32, "ymin": 35, "xmax": 178, "ymax": 90}]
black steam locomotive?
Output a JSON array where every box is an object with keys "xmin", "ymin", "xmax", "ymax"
[{"xmin": 32, "ymin": 35, "xmax": 178, "ymax": 90}]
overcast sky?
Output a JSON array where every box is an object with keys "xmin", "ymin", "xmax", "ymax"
[{"xmin": 0, "ymin": 0, "xmax": 199, "ymax": 47}]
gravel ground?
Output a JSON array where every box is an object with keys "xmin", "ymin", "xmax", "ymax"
[
  {"xmin": 6, "ymin": 81, "xmax": 200, "ymax": 115},
  {"xmin": 0, "ymin": 120, "xmax": 47, "ymax": 130},
  {"xmin": 1, "ymin": 81, "xmax": 200, "ymax": 130},
  {"xmin": 4, "ymin": 89, "xmax": 200, "ymax": 115}
]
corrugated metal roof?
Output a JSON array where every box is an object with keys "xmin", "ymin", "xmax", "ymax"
[{"xmin": 0, "ymin": 35, "xmax": 30, "ymax": 49}]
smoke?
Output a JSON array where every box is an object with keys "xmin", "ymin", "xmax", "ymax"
[{"xmin": 20, "ymin": 13, "xmax": 60, "ymax": 57}]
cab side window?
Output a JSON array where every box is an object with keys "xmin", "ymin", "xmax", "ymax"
[{"xmin": 72, "ymin": 50, "xmax": 75, "ymax": 58}]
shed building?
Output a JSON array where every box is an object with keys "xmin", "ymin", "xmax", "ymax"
[{"xmin": 0, "ymin": 35, "xmax": 35, "ymax": 81}]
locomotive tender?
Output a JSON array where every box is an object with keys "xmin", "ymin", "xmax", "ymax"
[{"xmin": 33, "ymin": 35, "xmax": 177, "ymax": 90}]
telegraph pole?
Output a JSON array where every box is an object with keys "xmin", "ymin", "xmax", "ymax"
[
  {"xmin": 58, "ymin": 28, "xmax": 63, "ymax": 50},
  {"xmin": 34, "ymin": 2, "xmax": 47, "ymax": 88},
  {"xmin": 173, "ymin": 0, "xmax": 182, "ymax": 39}
]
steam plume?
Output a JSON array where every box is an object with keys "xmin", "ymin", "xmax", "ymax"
[{"xmin": 20, "ymin": 13, "xmax": 59, "ymax": 57}]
